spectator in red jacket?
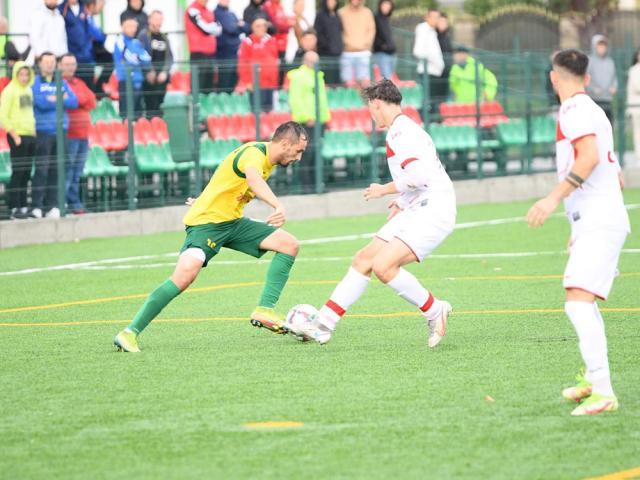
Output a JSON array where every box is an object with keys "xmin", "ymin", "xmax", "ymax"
[
  {"xmin": 262, "ymin": 0, "xmax": 293, "ymax": 67},
  {"xmin": 60, "ymin": 53, "xmax": 96, "ymax": 214},
  {"xmin": 236, "ymin": 17, "xmax": 279, "ymax": 111},
  {"xmin": 185, "ymin": 0, "xmax": 222, "ymax": 93}
]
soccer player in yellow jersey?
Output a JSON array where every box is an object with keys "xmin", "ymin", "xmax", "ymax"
[{"xmin": 114, "ymin": 122, "xmax": 308, "ymax": 352}]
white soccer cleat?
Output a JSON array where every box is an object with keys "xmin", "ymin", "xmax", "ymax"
[{"xmin": 427, "ymin": 301, "xmax": 451, "ymax": 348}]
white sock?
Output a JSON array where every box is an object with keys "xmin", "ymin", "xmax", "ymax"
[
  {"xmin": 565, "ymin": 301, "xmax": 614, "ymax": 397},
  {"xmin": 319, "ymin": 267, "xmax": 370, "ymax": 330},
  {"xmin": 387, "ymin": 268, "xmax": 442, "ymax": 320}
]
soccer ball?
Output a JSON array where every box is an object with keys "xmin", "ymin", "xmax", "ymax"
[{"xmin": 285, "ymin": 304, "xmax": 321, "ymax": 342}]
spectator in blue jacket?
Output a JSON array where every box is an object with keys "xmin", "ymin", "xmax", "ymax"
[
  {"xmin": 215, "ymin": 0, "xmax": 248, "ymax": 93},
  {"xmin": 59, "ymin": 0, "xmax": 104, "ymax": 91},
  {"xmin": 114, "ymin": 15, "xmax": 151, "ymax": 117},
  {"xmin": 31, "ymin": 52, "xmax": 78, "ymax": 219}
]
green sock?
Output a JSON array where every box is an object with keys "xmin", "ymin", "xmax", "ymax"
[
  {"xmin": 258, "ymin": 253, "xmax": 296, "ymax": 309},
  {"xmin": 127, "ymin": 279, "xmax": 181, "ymax": 335}
]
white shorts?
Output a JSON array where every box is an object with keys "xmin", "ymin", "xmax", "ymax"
[
  {"xmin": 563, "ymin": 229, "xmax": 628, "ymax": 300},
  {"xmin": 376, "ymin": 199, "xmax": 455, "ymax": 262}
]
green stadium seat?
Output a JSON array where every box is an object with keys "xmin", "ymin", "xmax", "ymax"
[
  {"xmin": 135, "ymin": 143, "xmax": 174, "ymax": 173},
  {"xmin": 0, "ymin": 150, "xmax": 12, "ymax": 183},
  {"xmin": 531, "ymin": 116, "xmax": 555, "ymax": 144},
  {"xmin": 430, "ymin": 124, "xmax": 477, "ymax": 152},
  {"xmin": 497, "ymin": 117, "xmax": 555, "ymax": 148}
]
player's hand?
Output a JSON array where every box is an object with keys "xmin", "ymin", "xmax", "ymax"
[
  {"xmin": 526, "ymin": 195, "xmax": 560, "ymax": 228},
  {"xmin": 364, "ymin": 183, "xmax": 386, "ymax": 200},
  {"xmin": 185, "ymin": 197, "xmax": 196, "ymax": 206},
  {"xmin": 387, "ymin": 200, "xmax": 402, "ymax": 220},
  {"xmin": 266, "ymin": 204, "xmax": 286, "ymax": 228}
]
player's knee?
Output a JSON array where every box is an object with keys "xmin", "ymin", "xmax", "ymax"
[
  {"xmin": 371, "ymin": 259, "xmax": 394, "ymax": 284},
  {"xmin": 352, "ymin": 249, "xmax": 373, "ymax": 274},
  {"xmin": 280, "ymin": 234, "xmax": 299, "ymax": 256}
]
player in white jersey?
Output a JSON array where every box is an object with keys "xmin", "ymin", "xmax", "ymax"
[
  {"xmin": 300, "ymin": 79, "xmax": 456, "ymax": 346},
  {"xmin": 527, "ymin": 49, "xmax": 630, "ymax": 416}
]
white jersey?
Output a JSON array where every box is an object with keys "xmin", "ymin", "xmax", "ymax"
[
  {"xmin": 386, "ymin": 114, "xmax": 455, "ymax": 210},
  {"xmin": 556, "ymin": 93, "xmax": 630, "ymax": 234}
]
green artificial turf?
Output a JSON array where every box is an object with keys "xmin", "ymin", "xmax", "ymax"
[{"xmin": 1, "ymin": 190, "xmax": 639, "ymax": 480}]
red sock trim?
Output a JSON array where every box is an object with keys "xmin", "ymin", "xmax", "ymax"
[
  {"xmin": 420, "ymin": 293, "xmax": 435, "ymax": 313},
  {"xmin": 325, "ymin": 299, "xmax": 346, "ymax": 317}
]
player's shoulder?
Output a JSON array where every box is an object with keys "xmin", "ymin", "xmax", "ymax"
[{"xmin": 560, "ymin": 92, "xmax": 594, "ymax": 116}]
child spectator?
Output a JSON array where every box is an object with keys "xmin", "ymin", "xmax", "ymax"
[{"xmin": 138, "ymin": 10, "xmax": 173, "ymax": 114}]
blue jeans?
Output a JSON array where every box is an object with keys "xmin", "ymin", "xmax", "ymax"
[
  {"xmin": 66, "ymin": 138, "xmax": 88, "ymax": 210},
  {"xmin": 340, "ymin": 52, "xmax": 371, "ymax": 83},
  {"xmin": 373, "ymin": 52, "xmax": 397, "ymax": 80}
]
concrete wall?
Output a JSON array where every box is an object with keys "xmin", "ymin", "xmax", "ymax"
[{"xmin": 1, "ymin": 168, "xmax": 639, "ymax": 249}]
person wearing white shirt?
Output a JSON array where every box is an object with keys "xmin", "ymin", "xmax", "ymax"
[
  {"xmin": 28, "ymin": 0, "xmax": 68, "ymax": 64},
  {"xmin": 412, "ymin": 9, "xmax": 444, "ymax": 110}
]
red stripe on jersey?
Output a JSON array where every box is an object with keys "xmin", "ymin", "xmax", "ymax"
[
  {"xmin": 608, "ymin": 151, "xmax": 615, "ymax": 163},
  {"xmin": 386, "ymin": 142, "xmax": 395, "ymax": 158},
  {"xmin": 400, "ymin": 158, "xmax": 418, "ymax": 169},
  {"xmin": 420, "ymin": 293, "xmax": 435, "ymax": 313},
  {"xmin": 556, "ymin": 121, "xmax": 566, "ymax": 142},
  {"xmin": 325, "ymin": 300, "xmax": 346, "ymax": 317},
  {"xmin": 570, "ymin": 133, "xmax": 595, "ymax": 145}
]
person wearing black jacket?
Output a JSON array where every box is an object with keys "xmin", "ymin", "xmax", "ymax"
[
  {"xmin": 435, "ymin": 12, "xmax": 452, "ymax": 105},
  {"xmin": 314, "ymin": 0, "xmax": 342, "ymax": 85},
  {"xmin": 373, "ymin": 0, "xmax": 395, "ymax": 79},
  {"xmin": 120, "ymin": 0, "xmax": 147, "ymax": 36}
]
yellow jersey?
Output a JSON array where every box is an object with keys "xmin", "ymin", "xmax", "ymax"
[{"xmin": 183, "ymin": 142, "xmax": 275, "ymax": 226}]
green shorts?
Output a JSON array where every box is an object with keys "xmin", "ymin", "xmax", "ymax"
[{"xmin": 180, "ymin": 218, "xmax": 276, "ymax": 267}]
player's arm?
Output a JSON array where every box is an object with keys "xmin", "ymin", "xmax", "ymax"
[
  {"xmin": 527, "ymin": 135, "xmax": 599, "ymax": 228},
  {"xmin": 364, "ymin": 181, "xmax": 398, "ymax": 200},
  {"xmin": 245, "ymin": 166, "xmax": 286, "ymax": 227}
]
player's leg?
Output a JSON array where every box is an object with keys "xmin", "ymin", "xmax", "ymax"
[
  {"xmin": 114, "ymin": 249, "xmax": 204, "ymax": 352},
  {"xmin": 317, "ymin": 237, "xmax": 387, "ymax": 335},
  {"xmin": 371, "ymin": 238, "xmax": 451, "ymax": 348},
  {"xmin": 562, "ymin": 230, "xmax": 627, "ymax": 415}
]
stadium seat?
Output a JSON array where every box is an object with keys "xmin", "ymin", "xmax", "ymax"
[
  {"xmin": 84, "ymin": 145, "xmax": 128, "ymax": 177},
  {"xmin": 166, "ymin": 70, "xmax": 191, "ymax": 93},
  {"xmin": 0, "ymin": 128, "xmax": 9, "ymax": 152},
  {"xmin": 150, "ymin": 117, "xmax": 170, "ymax": 143},
  {"xmin": 0, "ymin": 150, "xmax": 11, "ymax": 184},
  {"xmin": 441, "ymin": 102, "xmax": 508, "ymax": 128},
  {"xmin": 102, "ymin": 73, "xmax": 119, "ymax": 101},
  {"xmin": 429, "ymin": 124, "xmax": 477, "ymax": 152},
  {"xmin": 95, "ymin": 120, "xmax": 128, "ymax": 151},
  {"xmin": 90, "ymin": 98, "xmax": 120, "ymax": 123},
  {"xmin": 133, "ymin": 117, "xmax": 155, "ymax": 145}
]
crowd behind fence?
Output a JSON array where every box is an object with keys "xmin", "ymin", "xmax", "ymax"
[{"xmin": 0, "ymin": 46, "xmax": 635, "ymax": 220}]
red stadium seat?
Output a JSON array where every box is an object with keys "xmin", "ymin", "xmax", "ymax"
[
  {"xmin": 167, "ymin": 71, "xmax": 191, "ymax": 93},
  {"xmin": 0, "ymin": 77, "xmax": 10, "ymax": 95},
  {"xmin": 102, "ymin": 73, "xmax": 119, "ymax": 101},
  {"xmin": 0, "ymin": 128, "xmax": 9, "ymax": 152},
  {"xmin": 150, "ymin": 116, "xmax": 170, "ymax": 143},
  {"xmin": 134, "ymin": 117, "xmax": 155, "ymax": 145},
  {"xmin": 97, "ymin": 120, "xmax": 128, "ymax": 151}
]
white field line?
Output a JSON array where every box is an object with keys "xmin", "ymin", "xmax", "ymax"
[{"xmin": 2, "ymin": 204, "xmax": 639, "ymax": 277}]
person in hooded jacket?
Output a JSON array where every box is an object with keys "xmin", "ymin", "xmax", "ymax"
[
  {"xmin": 314, "ymin": 0, "xmax": 342, "ymax": 85},
  {"xmin": 120, "ymin": 0, "xmax": 147, "ymax": 36},
  {"xmin": 372, "ymin": 0, "xmax": 396, "ymax": 80},
  {"xmin": 587, "ymin": 34, "xmax": 617, "ymax": 124},
  {"xmin": 0, "ymin": 61, "xmax": 35, "ymax": 219}
]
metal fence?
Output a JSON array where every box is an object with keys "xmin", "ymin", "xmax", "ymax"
[{"xmin": 0, "ymin": 47, "xmax": 634, "ymax": 219}]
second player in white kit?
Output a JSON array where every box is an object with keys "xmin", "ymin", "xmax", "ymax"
[
  {"xmin": 527, "ymin": 49, "xmax": 630, "ymax": 416},
  {"xmin": 303, "ymin": 80, "xmax": 456, "ymax": 347}
]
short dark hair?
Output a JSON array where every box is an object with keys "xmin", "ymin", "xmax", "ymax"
[
  {"xmin": 38, "ymin": 51, "xmax": 56, "ymax": 63},
  {"xmin": 553, "ymin": 49, "xmax": 589, "ymax": 77},
  {"xmin": 60, "ymin": 53, "xmax": 76, "ymax": 62},
  {"xmin": 272, "ymin": 121, "xmax": 308, "ymax": 143},
  {"xmin": 361, "ymin": 79, "xmax": 402, "ymax": 105}
]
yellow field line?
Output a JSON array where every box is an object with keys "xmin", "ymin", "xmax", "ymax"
[
  {"xmin": 584, "ymin": 466, "xmax": 640, "ymax": 480},
  {"xmin": 1, "ymin": 273, "xmax": 638, "ymax": 316},
  {"xmin": 1, "ymin": 307, "xmax": 638, "ymax": 328}
]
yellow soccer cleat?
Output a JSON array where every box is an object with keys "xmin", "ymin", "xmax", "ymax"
[
  {"xmin": 571, "ymin": 393, "xmax": 618, "ymax": 416},
  {"xmin": 250, "ymin": 307, "xmax": 287, "ymax": 334},
  {"xmin": 562, "ymin": 371, "xmax": 592, "ymax": 403},
  {"xmin": 114, "ymin": 330, "xmax": 141, "ymax": 353}
]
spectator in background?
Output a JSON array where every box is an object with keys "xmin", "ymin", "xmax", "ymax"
[
  {"xmin": 413, "ymin": 9, "xmax": 444, "ymax": 108},
  {"xmin": 215, "ymin": 0, "xmax": 247, "ymax": 93},
  {"xmin": 113, "ymin": 16, "xmax": 151, "ymax": 117},
  {"xmin": 60, "ymin": 53, "xmax": 95, "ymax": 215},
  {"xmin": 436, "ymin": 12, "xmax": 452, "ymax": 103},
  {"xmin": 185, "ymin": 0, "xmax": 222, "ymax": 93},
  {"xmin": 59, "ymin": 0, "xmax": 103, "ymax": 91},
  {"xmin": 0, "ymin": 17, "xmax": 30, "ymax": 78},
  {"xmin": 29, "ymin": 0, "xmax": 68, "ymax": 63},
  {"xmin": 293, "ymin": 0, "xmax": 312, "ymax": 46},
  {"xmin": 293, "ymin": 28, "xmax": 317, "ymax": 64},
  {"xmin": 243, "ymin": 0, "xmax": 270, "ymax": 28},
  {"xmin": 373, "ymin": 0, "xmax": 396, "ymax": 80},
  {"xmin": 138, "ymin": 10, "xmax": 173, "ymax": 114},
  {"xmin": 626, "ymin": 49, "xmax": 640, "ymax": 161},
  {"xmin": 120, "ymin": 0, "xmax": 147, "ymax": 36},
  {"xmin": 86, "ymin": 0, "xmax": 109, "ymax": 95},
  {"xmin": 338, "ymin": 0, "xmax": 375, "ymax": 88},
  {"xmin": 587, "ymin": 34, "xmax": 617, "ymax": 123},
  {"xmin": 263, "ymin": 0, "xmax": 294, "ymax": 65},
  {"xmin": 0, "ymin": 61, "xmax": 35, "ymax": 220},
  {"xmin": 287, "ymin": 51, "xmax": 330, "ymax": 193},
  {"xmin": 314, "ymin": 0, "xmax": 342, "ymax": 86},
  {"xmin": 449, "ymin": 46, "xmax": 497, "ymax": 104},
  {"xmin": 236, "ymin": 17, "xmax": 279, "ymax": 111},
  {"xmin": 31, "ymin": 52, "xmax": 78, "ymax": 219}
]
